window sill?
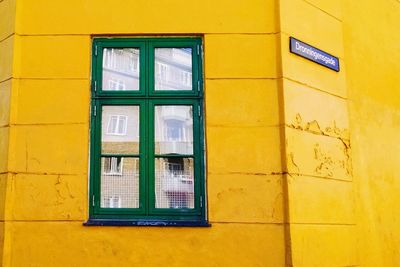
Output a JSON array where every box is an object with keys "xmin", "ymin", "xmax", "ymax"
[{"xmin": 83, "ymin": 219, "xmax": 211, "ymax": 227}]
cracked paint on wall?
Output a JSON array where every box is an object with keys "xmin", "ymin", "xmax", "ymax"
[{"xmin": 285, "ymin": 114, "xmax": 352, "ymax": 180}]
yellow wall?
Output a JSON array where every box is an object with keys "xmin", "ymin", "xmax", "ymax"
[
  {"xmin": 343, "ymin": 1, "xmax": 400, "ymax": 266},
  {"xmin": 279, "ymin": 0, "xmax": 356, "ymax": 266},
  {"xmin": 0, "ymin": 0, "xmax": 17, "ymax": 264},
  {"xmin": 2, "ymin": 0, "xmax": 286, "ymax": 266},
  {"xmin": 1, "ymin": 0, "xmax": 400, "ymax": 266}
]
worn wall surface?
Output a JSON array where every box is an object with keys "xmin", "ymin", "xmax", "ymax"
[
  {"xmin": 343, "ymin": 1, "xmax": 400, "ymax": 266},
  {"xmin": 2, "ymin": 0, "xmax": 400, "ymax": 266},
  {"xmin": 0, "ymin": 0, "xmax": 17, "ymax": 264},
  {"xmin": 278, "ymin": 0, "xmax": 357, "ymax": 266},
  {"xmin": 2, "ymin": 0, "xmax": 286, "ymax": 266}
]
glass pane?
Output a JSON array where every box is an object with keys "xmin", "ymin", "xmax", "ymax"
[
  {"xmin": 155, "ymin": 48, "xmax": 192, "ymax": 91},
  {"xmin": 102, "ymin": 106, "xmax": 139, "ymax": 154},
  {"xmin": 102, "ymin": 48, "xmax": 140, "ymax": 91},
  {"xmin": 101, "ymin": 157, "xmax": 139, "ymax": 208},
  {"xmin": 155, "ymin": 106, "xmax": 193, "ymax": 155},
  {"xmin": 155, "ymin": 158, "xmax": 194, "ymax": 209}
]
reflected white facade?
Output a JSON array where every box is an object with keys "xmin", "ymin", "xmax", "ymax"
[
  {"xmin": 102, "ymin": 48, "xmax": 140, "ymax": 91},
  {"xmin": 155, "ymin": 48, "xmax": 192, "ymax": 91},
  {"xmin": 100, "ymin": 49, "xmax": 195, "ymax": 209},
  {"xmin": 102, "ymin": 47, "xmax": 192, "ymax": 91}
]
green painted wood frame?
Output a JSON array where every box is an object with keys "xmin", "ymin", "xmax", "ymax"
[{"xmin": 89, "ymin": 37, "xmax": 206, "ymax": 222}]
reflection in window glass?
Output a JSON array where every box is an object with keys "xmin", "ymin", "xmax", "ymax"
[
  {"xmin": 107, "ymin": 115, "xmax": 127, "ymax": 135},
  {"xmin": 155, "ymin": 106, "xmax": 193, "ymax": 155},
  {"xmin": 103, "ymin": 157, "xmax": 123, "ymax": 175},
  {"xmin": 102, "ymin": 48, "xmax": 140, "ymax": 91},
  {"xmin": 102, "ymin": 106, "xmax": 140, "ymax": 154},
  {"xmin": 165, "ymin": 119, "xmax": 185, "ymax": 140},
  {"xmin": 155, "ymin": 48, "xmax": 192, "ymax": 91},
  {"xmin": 108, "ymin": 79, "xmax": 126, "ymax": 90},
  {"xmin": 155, "ymin": 158, "xmax": 194, "ymax": 209},
  {"xmin": 91, "ymin": 38, "xmax": 205, "ymax": 221},
  {"xmin": 101, "ymin": 157, "xmax": 140, "ymax": 208}
]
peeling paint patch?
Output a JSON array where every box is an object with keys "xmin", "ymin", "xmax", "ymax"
[
  {"xmin": 314, "ymin": 143, "xmax": 334, "ymax": 177},
  {"xmin": 305, "ymin": 120, "xmax": 323, "ymax": 135},
  {"xmin": 285, "ymin": 127, "xmax": 352, "ymax": 180},
  {"xmin": 288, "ymin": 113, "xmax": 350, "ymax": 140}
]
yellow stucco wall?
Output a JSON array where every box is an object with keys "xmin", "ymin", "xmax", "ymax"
[
  {"xmin": 1, "ymin": 0, "xmax": 400, "ymax": 266},
  {"xmin": 343, "ymin": 1, "xmax": 400, "ymax": 266},
  {"xmin": 0, "ymin": 0, "xmax": 17, "ymax": 264},
  {"xmin": 1, "ymin": 0, "xmax": 286, "ymax": 266},
  {"xmin": 279, "ymin": 1, "xmax": 357, "ymax": 266}
]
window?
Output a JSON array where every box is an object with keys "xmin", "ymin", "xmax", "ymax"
[
  {"xmin": 108, "ymin": 79, "xmax": 126, "ymax": 91},
  {"xmin": 103, "ymin": 157, "xmax": 123, "ymax": 175},
  {"xmin": 106, "ymin": 115, "xmax": 128, "ymax": 135},
  {"xmin": 87, "ymin": 38, "xmax": 207, "ymax": 226}
]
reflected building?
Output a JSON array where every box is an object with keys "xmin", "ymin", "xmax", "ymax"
[
  {"xmin": 155, "ymin": 48, "xmax": 192, "ymax": 91},
  {"xmin": 102, "ymin": 48, "xmax": 140, "ymax": 91},
  {"xmin": 100, "ymin": 48, "xmax": 194, "ymax": 209},
  {"xmin": 102, "ymin": 48, "xmax": 192, "ymax": 91},
  {"xmin": 154, "ymin": 106, "xmax": 194, "ymax": 209},
  {"xmin": 101, "ymin": 106, "xmax": 140, "ymax": 209}
]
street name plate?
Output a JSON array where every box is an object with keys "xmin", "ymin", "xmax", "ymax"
[{"xmin": 290, "ymin": 37, "xmax": 340, "ymax": 72}]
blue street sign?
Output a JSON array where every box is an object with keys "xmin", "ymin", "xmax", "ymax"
[{"xmin": 290, "ymin": 37, "xmax": 340, "ymax": 72}]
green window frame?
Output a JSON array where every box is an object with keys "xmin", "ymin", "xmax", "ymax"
[{"xmin": 86, "ymin": 37, "xmax": 208, "ymax": 226}]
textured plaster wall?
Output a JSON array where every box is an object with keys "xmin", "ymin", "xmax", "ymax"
[
  {"xmin": 1, "ymin": 0, "xmax": 286, "ymax": 266},
  {"xmin": 3, "ymin": 0, "xmax": 400, "ymax": 266},
  {"xmin": 343, "ymin": 1, "xmax": 400, "ymax": 266},
  {"xmin": 0, "ymin": 0, "xmax": 16, "ymax": 264},
  {"xmin": 279, "ymin": 0, "xmax": 357, "ymax": 266}
]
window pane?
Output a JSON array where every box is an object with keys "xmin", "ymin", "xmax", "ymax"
[
  {"xmin": 155, "ymin": 105, "xmax": 193, "ymax": 155},
  {"xmin": 155, "ymin": 48, "xmax": 192, "ymax": 91},
  {"xmin": 102, "ymin": 48, "xmax": 140, "ymax": 91},
  {"xmin": 155, "ymin": 158, "xmax": 194, "ymax": 209},
  {"xmin": 101, "ymin": 157, "xmax": 139, "ymax": 208},
  {"xmin": 102, "ymin": 106, "xmax": 139, "ymax": 154}
]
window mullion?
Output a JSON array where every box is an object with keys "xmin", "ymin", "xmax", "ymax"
[
  {"xmin": 141, "ymin": 99, "xmax": 149, "ymax": 215},
  {"xmin": 93, "ymin": 99, "xmax": 102, "ymax": 213},
  {"xmin": 193, "ymin": 100, "xmax": 202, "ymax": 211},
  {"xmin": 147, "ymin": 99, "xmax": 155, "ymax": 215},
  {"xmin": 144, "ymin": 40, "xmax": 150, "ymax": 215}
]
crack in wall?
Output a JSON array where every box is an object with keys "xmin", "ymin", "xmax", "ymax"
[
  {"xmin": 286, "ymin": 113, "xmax": 352, "ymax": 178},
  {"xmin": 314, "ymin": 143, "xmax": 334, "ymax": 177},
  {"xmin": 288, "ymin": 113, "xmax": 350, "ymax": 140},
  {"xmin": 288, "ymin": 152, "xmax": 300, "ymax": 175}
]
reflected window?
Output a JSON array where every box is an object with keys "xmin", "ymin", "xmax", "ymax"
[
  {"xmin": 107, "ymin": 115, "xmax": 127, "ymax": 135},
  {"xmin": 102, "ymin": 196, "xmax": 122, "ymax": 208},
  {"xmin": 102, "ymin": 48, "xmax": 140, "ymax": 91},
  {"xmin": 100, "ymin": 157, "xmax": 140, "ymax": 208},
  {"xmin": 103, "ymin": 157, "xmax": 123, "ymax": 175},
  {"xmin": 155, "ymin": 106, "xmax": 193, "ymax": 155},
  {"xmin": 103, "ymin": 48, "xmax": 139, "ymax": 74},
  {"xmin": 108, "ymin": 79, "xmax": 126, "ymax": 90},
  {"xmin": 156, "ymin": 62, "xmax": 168, "ymax": 82},
  {"xmin": 155, "ymin": 48, "xmax": 192, "ymax": 91},
  {"xmin": 165, "ymin": 119, "xmax": 185, "ymax": 141}
]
